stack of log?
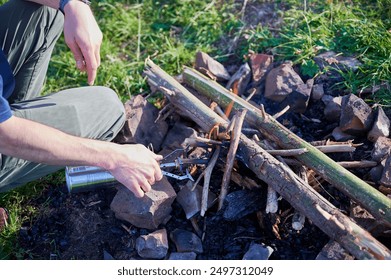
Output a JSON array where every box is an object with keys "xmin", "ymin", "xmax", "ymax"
[{"xmin": 141, "ymin": 54, "xmax": 391, "ymax": 260}]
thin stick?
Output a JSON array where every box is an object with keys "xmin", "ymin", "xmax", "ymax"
[
  {"xmin": 210, "ymin": 102, "xmax": 229, "ymax": 121},
  {"xmin": 272, "ymin": 105, "xmax": 290, "ymax": 119},
  {"xmin": 200, "ymin": 146, "xmax": 221, "ymax": 216},
  {"xmin": 218, "ymin": 109, "xmax": 248, "ymax": 210},
  {"xmin": 184, "ymin": 136, "xmax": 223, "ymax": 147},
  {"xmin": 266, "ymin": 148, "xmax": 308, "ymax": 156},
  {"xmin": 292, "ymin": 166, "xmax": 307, "ymax": 231},
  {"xmin": 316, "ymin": 145, "xmax": 356, "ymax": 153}
]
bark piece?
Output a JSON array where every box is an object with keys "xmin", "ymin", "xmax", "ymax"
[
  {"xmin": 340, "ymin": 94, "xmax": 374, "ymax": 136},
  {"xmin": 316, "ymin": 241, "xmax": 354, "ymax": 260},
  {"xmin": 222, "ymin": 189, "xmax": 265, "ymax": 221},
  {"xmin": 368, "ymin": 106, "xmax": 390, "ymax": 142},
  {"xmin": 114, "ymin": 95, "xmax": 168, "ymax": 151},
  {"xmin": 110, "ymin": 178, "xmax": 176, "ymax": 230},
  {"xmin": 264, "ymin": 62, "xmax": 304, "ymax": 102},
  {"xmin": 170, "ymin": 229, "xmax": 203, "ymax": 254},
  {"xmin": 136, "ymin": 229, "xmax": 168, "ymax": 259},
  {"xmin": 195, "ymin": 51, "xmax": 230, "ymax": 81}
]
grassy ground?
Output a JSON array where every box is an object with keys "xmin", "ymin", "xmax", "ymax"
[{"xmin": 1, "ymin": 0, "xmax": 390, "ymax": 259}]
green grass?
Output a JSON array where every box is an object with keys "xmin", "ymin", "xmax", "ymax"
[
  {"xmin": 243, "ymin": 0, "xmax": 391, "ymax": 99},
  {"xmin": 1, "ymin": 0, "xmax": 390, "ymax": 259}
]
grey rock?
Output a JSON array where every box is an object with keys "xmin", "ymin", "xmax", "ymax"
[
  {"xmin": 311, "ymin": 83, "xmax": 324, "ymax": 101},
  {"xmin": 264, "ymin": 62, "xmax": 304, "ymax": 102},
  {"xmin": 161, "ymin": 121, "xmax": 198, "ymax": 152},
  {"xmin": 323, "ymin": 95, "xmax": 342, "ymax": 122},
  {"xmin": 380, "ymin": 156, "xmax": 391, "ymax": 187},
  {"xmin": 176, "ymin": 182, "xmax": 216, "ymax": 219},
  {"xmin": 332, "ymin": 127, "xmax": 354, "ymax": 141},
  {"xmin": 339, "ymin": 94, "xmax": 374, "ymax": 136},
  {"xmin": 110, "ymin": 178, "xmax": 177, "ymax": 230},
  {"xmin": 249, "ymin": 53, "xmax": 274, "ymax": 86},
  {"xmin": 369, "ymin": 159, "xmax": 386, "ymax": 183},
  {"xmin": 368, "ymin": 106, "xmax": 390, "ymax": 142},
  {"xmin": 195, "ymin": 51, "xmax": 231, "ymax": 81},
  {"xmin": 136, "ymin": 229, "xmax": 168, "ymax": 259},
  {"xmin": 281, "ymin": 78, "xmax": 314, "ymax": 113},
  {"xmin": 114, "ymin": 95, "xmax": 168, "ymax": 151},
  {"xmin": 242, "ymin": 243, "xmax": 274, "ymax": 260},
  {"xmin": 170, "ymin": 229, "xmax": 203, "ymax": 254},
  {"xmin": 371, "ymin": 136, "xmax": 391, "ymax": 162},
  {"xmin": 314, "ymin": 51, "xmax": 362, "ymax": 72}
]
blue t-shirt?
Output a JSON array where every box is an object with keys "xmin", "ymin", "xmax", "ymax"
[{"xmin": 0, "ymin": 49, "xmax": 14, "ymax": 123}]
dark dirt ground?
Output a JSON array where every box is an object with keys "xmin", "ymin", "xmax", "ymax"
[{"xmin": 11, "ymin": 1, "xmax": 391, "ymax": 260}]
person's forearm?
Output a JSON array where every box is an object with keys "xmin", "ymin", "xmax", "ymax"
[{"xmin": 0, "ymin": 116, "xmax": 115, "ymax": 170}]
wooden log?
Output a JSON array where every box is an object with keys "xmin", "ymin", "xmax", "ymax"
[
  {"xmin": 182, "ymin": 67, "xmax": 391, "ymax": 226},
  {"xmin": 144, "ymin": 58, "xmax": 391, "ymax": 259}
]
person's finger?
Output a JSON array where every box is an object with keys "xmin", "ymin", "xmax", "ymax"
[
  {"xmin": 66, "ymin": 39, "xmax": 86, "ymax": 72},
  {"xmin": 154, "ymin": 154, "xmax": 163, "ymax": 161},
  {"xmin": 153, "ymin": 161, "xmax": 163, "ymax": 181},
  {"xmin": 81, "ymin": 47, "xmax": 98, "ymax": 85},
  {"xmin": 126, "ymin": 178, "xmax": 144, "ymax": 198},
  {"xmin": 140, "ymin": 180, "xmax": 152, "ymax": 193}
]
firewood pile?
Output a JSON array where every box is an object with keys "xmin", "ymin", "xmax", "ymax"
[{"xmin": 110, "ymin": 52, "xmax": 391, "ymax": 260}]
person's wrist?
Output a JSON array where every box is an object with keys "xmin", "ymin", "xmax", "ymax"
[{"xmin": 59, "ymin": 0, "xmax": 91, "ymax": 14}]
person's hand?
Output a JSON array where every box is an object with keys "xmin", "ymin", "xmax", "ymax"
[
  {"xmin": 63, "ymin": 1, "xmax": 102, "ymax": 85},
  {"xmin": 108, "ymin": 144, "xmax": 163, "ymax": 198}
]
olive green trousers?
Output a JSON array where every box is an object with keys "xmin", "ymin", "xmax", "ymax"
[{"xmin": 0, "ymin": 0, "xmax": 125, "ymax": 192}]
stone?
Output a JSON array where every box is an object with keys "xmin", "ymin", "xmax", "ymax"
[
  {"xmin": 170, "ymin": 229, "xmax": 203, "ymax": 254},
  {"xmin": 339, "ymin": 94, "xmax": 374, "ymax": 136},
  {"xmin": 371, "ymin": 136, "xmax": 391, "ymax": 162},
  {"xmin": 332, "ymin": 127, "xmax": 354, "ymax": 141},
  {"xmin": 281, "ymin": 78, "xmax": 314, "ymax": 113},
  {"xmin": 264, "ymin": 62, "xmax": 304, "ymax": 102},
  {"xmin": 225, "ymin": 62, "xmax": 252, "ymax": 96},
  {"xmin": 311, "ymin": 83, "xmax": 324, "ymax": 100},
  {"xmin": 322, "ymin": 95, "xmax": 342, "ymax": 122},
  {"xmin": 161, "ymin": 121, "xmax": 198, "ymax": 152},
  {"xmin": 110, "ymin": 178, "xmax": 177, "ymax": 230},
  {"xmin": 380, "ymin": 156, "xmax": 391, "ymax": 187},
  {"xmin": 314, "ymin": 51, "xmax": 362, "ymax": 72},
  {"xmin": 136, "ymin": 229, "xmax": 168, "ymax": 259},
  {"xmin": 114, "ymin": 95, "xmax": 168, "ymax": 151},
  {"xmin": 223, "ymin": 189, "xmax": 265, "ymax": 221},
  {"xmin": 176, "ymin": 182, "xmax": 216, "ymax": 219},
  {"xmin": 168, "ymin": 252, "xmax": 197, "ymax": 260},
  {"xmin": 368, "ymin": 106, "xmax": 390, "ymax": 142},
  {"xmin": 195, "ymin": 51, "xmax": 231, "ymax": 81},
  {"xmin": 242, "ymin": 243, "xmax": 274, "ymax": 260},
  {"xmin": 249, "ymin": 53, "xmax": 274, "ymax": 86},
  {"xmin": 369, "ymin": 159, "xmax": 385, "ymax": 183}
]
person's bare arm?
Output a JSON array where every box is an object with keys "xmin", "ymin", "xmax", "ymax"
[
  {"xmin": 27, "ymin": 0, "xmax": 102, "ymax": 85},
  {"xmin": 0, "ymin": 116, "xmax": 163, "ymax": 197}
]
